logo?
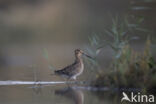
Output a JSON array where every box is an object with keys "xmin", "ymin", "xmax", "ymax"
[{"xmin": 121, "ymin": 92, "xmax": 155, "ymax": 103}]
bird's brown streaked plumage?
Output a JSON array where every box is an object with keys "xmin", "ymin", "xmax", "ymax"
[{"xmin": 54, "ymin": 49, "xmax": 92, "ymax": 80}]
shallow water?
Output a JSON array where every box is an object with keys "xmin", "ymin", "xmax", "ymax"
[
  {"xmin": 0, "ymin": 84, "xmax": 115, "ymax": 104},
  {"xmin": 0, "ymin": 81, "xmax": 144, "ymax": 104}
]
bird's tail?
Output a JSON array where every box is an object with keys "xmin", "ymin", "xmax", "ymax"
[
  {"xmin": 50, "ymin": 70, "xmax": 58, "ymax": 76},
  {"xmin": 54, "ymin": 70, "xmax": 60, "ymax": 75}
]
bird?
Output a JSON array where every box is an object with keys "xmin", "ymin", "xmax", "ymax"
[{"xmin": 54, "ymin": 49, "xmax": 93, "ymax": 80}]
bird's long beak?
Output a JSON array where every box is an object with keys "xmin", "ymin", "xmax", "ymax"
[{"xmin": 82, "ymin": 52, "xmax": 94, "ymax": 60}]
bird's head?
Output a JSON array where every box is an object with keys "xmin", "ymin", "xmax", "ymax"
[{"xmin": 75, "ymin": 49, "xmax": 93, "ymax": 59}]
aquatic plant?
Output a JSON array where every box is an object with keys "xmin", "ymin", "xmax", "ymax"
[
  {"xmin": 88, "ymin": 16, "xmax": 156, "ymax": 93},
  {"xmin": 43, "ymin": 48, "xmax": 56, "ymax": 70},
  {"xmin": 92, "ymin": 38, "xmax": 156, "ymax": 93},
  {"xmin": 87, "ymin": 15, "xmax": 146, "ymax": 71}
]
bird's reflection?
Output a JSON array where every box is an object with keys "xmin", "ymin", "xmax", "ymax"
[
  {"xmin": 31, "ymin": 84, "xmax": 43, "ymax": 95},
  {"xmin": 55, "ymin": 86, "xmax": 84, "ymax": 104}
]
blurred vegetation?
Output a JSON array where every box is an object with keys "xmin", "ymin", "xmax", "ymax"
[
  {"xmin": 43, "ymin": 48, "xmax": 56, "ymax": 71},
  {"xmin": 88, "ymin": 16, "xmax": 156, "ymax": 93}
]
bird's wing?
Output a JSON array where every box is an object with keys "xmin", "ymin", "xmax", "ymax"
[{"xmin": 57, "ymin": 62, "xmax": 77, "ymax": 76}]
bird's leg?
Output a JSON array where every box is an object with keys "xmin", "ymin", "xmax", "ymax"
[
  {"xmin": 72, "ymin": 76, "xmax": 77, "ymax": 84},
  {"xmin": 66, "ymin": 78, "xmax": 71, "ymax": 85}
]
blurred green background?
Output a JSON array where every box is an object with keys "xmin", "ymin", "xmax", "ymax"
[{"xmin": 0, "ymin": 0, "xmax": 155, "ymax": 81}]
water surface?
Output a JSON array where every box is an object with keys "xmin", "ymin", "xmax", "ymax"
[{"xmin": 0, "ymin": 84, "xmax": 116, "ymax": 104}]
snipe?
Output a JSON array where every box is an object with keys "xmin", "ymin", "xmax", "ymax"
[{"xmin": 54, "ymin": 49, "xmax": 92, "ymax": 80}]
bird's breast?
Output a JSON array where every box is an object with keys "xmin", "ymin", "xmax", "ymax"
[{"xmin": 77, "ymin": 61, "xmax": 84, "ymax": 74}]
